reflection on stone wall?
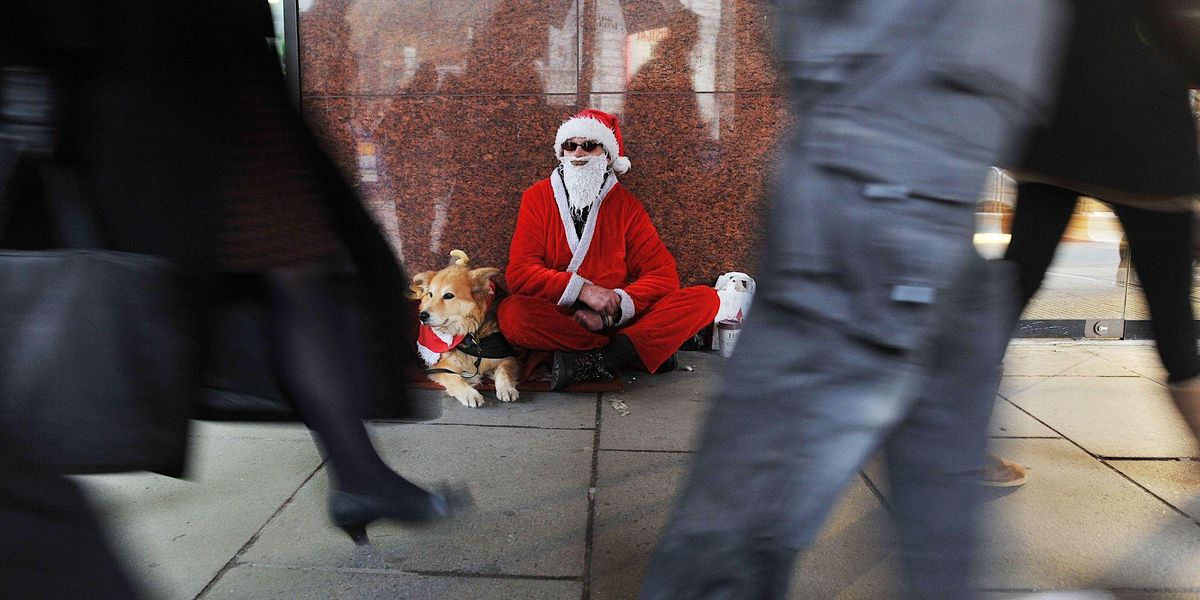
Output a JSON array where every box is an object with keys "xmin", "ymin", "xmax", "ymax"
[{"xmin": 299, "ymin": 0, "xmax": 789, "ymax": 286}]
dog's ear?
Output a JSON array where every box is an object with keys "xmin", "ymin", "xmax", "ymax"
[
  {"xmin": 410, "ymin": 271, "xmax": 436, "ymax": 299},
  {"xmin": 469, "ymin": 267, "xmax": 501, "ymax": 295}
]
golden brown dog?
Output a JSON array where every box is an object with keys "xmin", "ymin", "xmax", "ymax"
[{"xmin": 412, "ymin": 250, "xmax": 520, "ymax": 408}]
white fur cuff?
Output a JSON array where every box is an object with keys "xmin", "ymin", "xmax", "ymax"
[
  {"xmin": 614, "ymin": 288, "xmax": 635, "ymax": 326},
  {"xmin": 558, "ymin": 273, "xmax": 590, "ymax": 306}
]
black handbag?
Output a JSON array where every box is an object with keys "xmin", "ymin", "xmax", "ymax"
[
  {"xmin": 195, "ymin": 270, "xmax": 435, "ymax": 422},
  {"xmin": 196, "ymin": 275, "xmax": 297, "ymax": 420},
  {"xmin": 0, "ymin": 164, "xmax": 197, "ymax": 475}
]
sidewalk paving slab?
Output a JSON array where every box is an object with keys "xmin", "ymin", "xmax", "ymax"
[
  {"xmin": 399, "ymin": 389, "xmax": 597, "ymax": 430},
  {"xmin": 1058, "ymin": 355, "xmax": 1141, "ymax": 378},
  {"xmin": 788, "ymin": 476, "xmax": 902, "ymax": 600},
  {"xmin": 1072, "ymin": 344, "xmax": 1171, "ymax": 385},
  {"xmin": 981, "ymin": 592, "xmax": 1200, "ymax": 599},
  {"xmin": 599, "ymin": 351, "xmax": 719, "ymax": 452},
  {"xmin": 589, "ymin": 449, "xmax": 900, "ymax": 600},
  {"xmin": 75, "ymin": 429, "xmax": 323, "ymax": 600},
  {"xmin": 1109, "ymin": 460, "xmax": 1200, "ymax": 523},
  {"xmin": 189, "ymin": 420, "xmax": 314, "ymax": 441},
  {"xmin": 1004, "ymin": 378, "xmax": 1198, "ymax": 457},
  {"xmin": 72, "ymin": 341, "xmax": 1200, "ymax": 599},
  {"xmin": 990, "ymin": 398, "xmax": 1061, "ymax": 438},
  {"xmin": 238, "ymin": 423, "xmax": 593, "ymax": 578},
  {"xmin": 203, "ymin": 564, "xmax": 580, "ymax": 600},
  {"xmin": 1001, "ymin": 376, "xmax": 1054, "ymax": 397},
  {"xmin": 1002, "ymin": 345, "xmax": 1096, "ymax": 377},
  {"xmin": 978, "ymin": 439, "xmax": 1200, "ymax": 590},
  {"xmin": 589, "ymin": 450, "xmax": 690, "ymax": 600}
]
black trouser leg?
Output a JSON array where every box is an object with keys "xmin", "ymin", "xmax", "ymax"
[
  {"xmin": 1112, "ymin": 204, "xmax": 1200, "ymax": 382},
  {"xmin": 601, "ymin": 334, "xmax": 638, "ymax": 370},
  {"xmin": 1003, "ymin": 182, "xmax": 1079, "ymax": 313},
  {"xmin": 263, "ymin": 264, "xmax": 425, "ymax": 498}
]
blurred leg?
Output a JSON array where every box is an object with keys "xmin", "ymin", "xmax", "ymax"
[
  {"xmin": 1112, "ymin": 204, "xmax": 1200, "ymax": 382},
  {"xmin": 639, "ymin": 298, "xmax": 918, "ymax": 600},
  {"xmin": 0, "ymin": 429, "xmax": 141, "ymax": 599},
  {"xmin": 264, "ymin": 263, "xmax": 426, "ymax": 499},
  {"xmin": 1116, "ymin": 204, "xmax": 1200, "ymax": 444},
  {"xmin": 987, "ymin": 183, "xmax": 1076, "ymax": 487},
  {"xmin": 1003, "ymin": 182, "xmax": 1078, "ymax": 311},
  {"xmin": 884, "ymin": 257, "xmax": 1015, "ymax": 600}
]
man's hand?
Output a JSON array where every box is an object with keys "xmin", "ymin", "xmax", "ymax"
[
  {"xmin": 579, "ymin": 282, "xmax": 620, "ymax": 315},
  {"xmin": 572, "ymin": 308, "xmax": 606, "ymax": 332}
]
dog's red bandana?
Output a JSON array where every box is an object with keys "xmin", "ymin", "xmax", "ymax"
[
  {"xmin": 415, "ymin": 281, "xmax": 497, "ymax": 366},
  {"xmin": 417, "ymin": 326, "xmax": 465, "ymax": 366}
]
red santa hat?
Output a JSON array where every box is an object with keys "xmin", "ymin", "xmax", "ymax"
[{"xmin": 554, "ymin": 108, "xmax": 631, "ymax": 174}]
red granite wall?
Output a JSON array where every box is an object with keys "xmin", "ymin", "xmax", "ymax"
[{"xmin": 299, "ymin": 0, "xmax": 790, "ymax": 287}]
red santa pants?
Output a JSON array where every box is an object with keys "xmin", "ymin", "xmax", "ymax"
[{"xmin": 498, "ymin": 286, "xmax": 720, "ymax": 373}]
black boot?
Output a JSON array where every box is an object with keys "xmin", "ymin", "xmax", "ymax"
[
  {"xmin": 549, "ymin": 349, "xmax": 612, "ymax": 391},
  {"xmin": 549, "ymin": 335, "xmax": 637, "ymax": 391}
]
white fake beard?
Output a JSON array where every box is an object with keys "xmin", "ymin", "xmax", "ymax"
[{"xmin": 559, "ymin": 154, "xmax": 608, "ymax": 219}]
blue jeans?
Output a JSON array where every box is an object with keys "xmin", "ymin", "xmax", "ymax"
[
  {"xmin": 640, "ymin": 1, "xmax": 1065, "ymax": 595},
  {"xmin": 639, "ymin": 165, "xmax": 1016, "ymax": 599}
]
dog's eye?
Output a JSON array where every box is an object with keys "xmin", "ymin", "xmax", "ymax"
[
  {"xmin": 427, "ymin": 292, "xmax": 432, "ymax": 298},
  {"xmin": 442, "ymin": 293, "xmax": 455, "ymax": 300}
]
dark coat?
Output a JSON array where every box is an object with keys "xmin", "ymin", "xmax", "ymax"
[
  {"xmin": 1020, "ymin": 0, "xmax": 1200, "ymax": 197},
  {"xmin": 1, "ymin": 1, "xmax": 422, "ymax": 443}
]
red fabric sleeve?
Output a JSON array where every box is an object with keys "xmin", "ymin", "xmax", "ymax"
[
  {"xmin": 621, "ymin": 200, "xmax": 680, "ymax": 312},
  {"xmin": 506, "ymin": 184, "xmax": 573, "ymax": 302}
]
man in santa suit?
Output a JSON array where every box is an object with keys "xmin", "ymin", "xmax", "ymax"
[{"xmin": 498, "ymin": 109, "xmax": 720, "ymax": 390}]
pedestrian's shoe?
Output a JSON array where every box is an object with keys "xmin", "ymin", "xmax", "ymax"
[
  {"xmin": 979, "ymin": 454, "xmax": 1027, "ymax": 487},
  {"xmin": 330, "ymin": 482, "xmax": 472, "ymax": 546},
  {"xmin": 549, "ymin": 349, "xmax": 613, "ymax": 391},
  {"xmin": 1168, "ymin": 376, "xmax": 1200, "ymax": 440}
]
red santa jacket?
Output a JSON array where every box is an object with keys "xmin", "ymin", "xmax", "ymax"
[{"xmin": 506, "ymin": 174, "xmax": 680, "ymax": 326}]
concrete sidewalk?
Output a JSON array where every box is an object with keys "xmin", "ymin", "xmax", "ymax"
[{"xmin": 76, "ymin": 341, "xmax": 1200, "ymax": 599}]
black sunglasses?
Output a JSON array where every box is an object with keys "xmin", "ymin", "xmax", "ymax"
[{"xmin": 561, "ymin": 140, "xmax": 603, "ymax": 152}]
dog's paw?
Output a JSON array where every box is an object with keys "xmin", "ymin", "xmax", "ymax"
[
  {"xmin": 454, "ymin": 388, "xmax": 486, "ymax": 408},
  {"xmin": 496, "ymin": 385, "xmax": 520, "ymax": 403}
]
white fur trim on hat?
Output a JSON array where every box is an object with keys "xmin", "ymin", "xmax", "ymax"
[
  {"xmin": 555, "ymin": 117, "xmax": 629, "ymax": 174},
  {"xmin": 611, "ymin": 156, "xmax": 630, "ymax": 174}
]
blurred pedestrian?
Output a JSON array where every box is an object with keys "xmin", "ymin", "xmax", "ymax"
[
  {"xmin": 1003, "ymin": 0, "xmax": 1200, "ymax": 440},
  {"xmin": 0, "ymin": 5, "xmax": 465, "ymax": 595},
  {"xmin": 0, "ymin": 428, "xmax": 144, "ymax": 598},
  {"xmin": 639, "ymin": 1, "xmax": 1066, "ymax": 598}
]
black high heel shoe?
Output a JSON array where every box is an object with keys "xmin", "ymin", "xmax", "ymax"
[{"xmin": 330, "ymin": 483, "xmax": 472, "ymax": 545}]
